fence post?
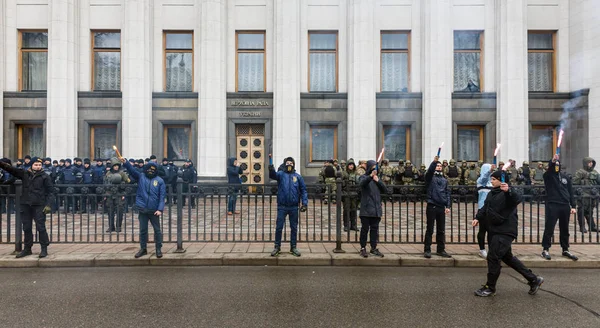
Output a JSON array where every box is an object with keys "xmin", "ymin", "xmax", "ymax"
[
  {"xmin": 333, "ymin": 178, "xmax": 345, "ymax": 253},
  {"xmin": 174, "ymin": 179, "xmax": 186, "ymax": 253},
  {"xmin": 13, "ymin": 180, "xmax": 22, "ymax": 254}
]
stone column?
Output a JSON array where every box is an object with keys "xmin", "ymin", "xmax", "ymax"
[
  {"xmin": 421, "ymin": 0, "xmax": 453, "ymax": 160},
  {"xmin": 495, "ymin": 0, "xmax": 528, "ymax": 164},
  {"xmin": 46, "ymin": 0, "xmax": 78, "ymax": 159},
  {"xmin": 0, "ymin": 0, "xmax": 4, "ymax": 154},
  {"xmin": 347, "ymin": 0, "xmax": 376, "ymax": 160},
  {"xmin": 122, "ymin": 0, "xmax": 153, "ymax": 159},
  {"xmin": 198, "ymin": 0, "xmax": 227, "ymax": 177},
  {"xmin": 273, "ymin": 0, "xmax": 301, "ymax": 170}
]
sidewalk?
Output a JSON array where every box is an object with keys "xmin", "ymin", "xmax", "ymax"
[{"xmin": 0, "ymin": 242, "xmax": 598, "ymax": 268}]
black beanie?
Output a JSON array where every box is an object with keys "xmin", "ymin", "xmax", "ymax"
[
  {"xmin": 162, "ymin": 157, "xmax": 168, "ymax": 162},
  {"xmin": 30, "ymin": 157, "xmax": 43, "ymax": 164},
  {"xmin": 84, "ymin": 158, "xmax": 91, "ymax": 164},
  {"xmin": 284, "ymin": 157, "xmax": 295, "ymax": 166},
  {"xmin": 65, "ymin": 159, "xmax": 72, "ymax": 164},
  {"xmin": 24, "ymin": 155, "xmax": 31, "ymax": 160},
  {"xmin": 150, "ymin": 155, "xmax": 157, "ymax": 160},
  {"xmin": 491, "ymin": 170, "xmax": 503, "ymax": 181}
]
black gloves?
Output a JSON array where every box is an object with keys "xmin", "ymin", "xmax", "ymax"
[{"xmin": 300, "ymin": 205, "xmax": 307, "ymax": 212}]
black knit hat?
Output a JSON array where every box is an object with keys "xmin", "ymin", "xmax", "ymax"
[
  {"xmin": 53, "ymin": 160, "xmax": 58, "ymax": 164},
  {"xmin": 150, "ymin": 155, "xmax": 157, "ymax": 160},
  {"xmin": 137, "ymin": 159, "xmax": 145, "ymax": 164},
  {"xmin": 84, "ymin": 158, "xmax": 91, "ymax": 164},
  {"xmin": 44, "ymin": 157, "xmax": 51, "ymax": 162},
  {"xmin": 491, "ymin": 170, "xmax": 503, "ymax": 181},
  {"xmin": 162, "ymin": 157, "xmax": 168, "ymax": 162},
  {"xmin": 65, "ymin": 159, "xmax": 72, "ymax": 164},
  {"xmin": 74, "ymin": 157, "xmax": 82, "ymax": 162},
  {"xmin": 30, "ymin": 157, "xmax": 43, "ymax": 164},
  {"xmin": 24, "ymin": 155, "xmax": 31, "ymax": 160}
]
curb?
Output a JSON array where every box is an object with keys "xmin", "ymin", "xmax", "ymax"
[{"xmin": 1, "ymin": 253, "xmax": 598, "ymax": 269}]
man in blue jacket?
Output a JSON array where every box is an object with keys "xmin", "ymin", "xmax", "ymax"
[
  {"xmin": 227, "ymin": 157, "xmax": 243, "ymax": 215},
  {"xmin": 121, "ymin": 158, "xmax": 167, "ymax": 258},
  {"xmin": 269, "ymin": 157, "xmax": 308, "ymax": 257}
]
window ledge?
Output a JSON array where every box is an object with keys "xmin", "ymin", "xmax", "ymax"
[
  {"xmin": 78, "ymin": 91, "xmax": 122, "ymax": 98},
  {"xmin": 528, "ymin": 92, "xmax": 570, "ymax": 100},
  {"xmin": 152, "ymin": 92, "xmax": 199, "ymax": 99},
  {"xmin": 376, "ymin": 92, "xmax": 423, "ymax": 99},
  {"xmin": 301, "ymin": 93, "xmax": 348, "ymax": 99},
  {"xmin": 3, "ymin": 91, "xmax": 47, "ymax": 98},
  {"xmin": 227, "ymin": 92, "xmax": 273, "ymax": 99},
  {"xmin": 452, "ymin": 92, "xmax": 496, "ymax": 99}
]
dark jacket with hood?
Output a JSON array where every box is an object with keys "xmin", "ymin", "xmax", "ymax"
[
  {"xmin": 123, "ymin": 161, "xmax": 166, "ymax": 212},
  {"xmin": 0, "ymin": 161, "xmax": 55, "ymax": 207},
  {"xmin": 358, "ymin": 160, "xmax": 387, "ymax": 217},
  {"xmin": 227, "ymin": 158, "xmax": 243, "ymax": 184},
  {"xmin": 425, "ymin": 161, "xmax": 451, "ymax": 208},
  {"xmin": 269, "ymin": 157, "xmax": 308, "ymax": 207},
  {"xmin": 543, "ymin": 159, "xmax": 575, "ymax": 207},
  {"xmin": 475, "ymin": 185, "xmax": 522, "ymax": 239},
  {"xmin": 574, "ymin": 157, "xmax": 600, "ymax": 187}
]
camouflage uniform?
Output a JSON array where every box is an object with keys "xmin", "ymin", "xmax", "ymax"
[
  {"xmin": 392, "ymin": 160, "xmax": 405, "ymax": 185},
  {"xmin": 415, "ymin": 164, "xmax": 426, "ymax": 185},
  {"xmin": 497, "ymin": 161, "xmax": 505, "ymax": 172},
  {"xmin": 465, "ymin": 163, "xmax": 479, "ymax": 185},
  {"xmin": 573, "ymin": 157, "xmax": 599, "ymax": 232},
  {"xmin": 323, "ymin": 161, "xmax": 337, "ymax": 204},
  {"xmin": 402, "ymin": 161, "xmax": 416, "ymax": 185},
  {"xmin": 339, "ymin": 160, "xmax": 347, "ymax": 172},
  {"xmin": 442, "ymin": 160, "xmax": 449, "ymax": 177},
  {"xmin": 459, "ymin": 160, "xmax": 468, "ymax": 185},
  {"xmin": 341, "ymin": 160, "xmax": 358, "ymax": 231},
  {"xmin": 531, "ymin": 162, "xmax": 545, "ymax": 185},
  {"xmin": 356, "ymin": 160, "xmax": 367, "ymax": 177},
  {"xmin": 380, "ymin": 159, "xmax": 394, "ymax": 186},
  {"xmin": 104, "ymin": 159, "xmax": 130, "ymax": 233},
  {"xmin": 517, "ymin": 161, "xmax": 532, "ymax": 185},
  {"xmin": 444, "ymin": 159, "xmax": 461, "ymax": 186},
  {"xmin": 507, "ymin": 160, "xmax": 518, "ymax": 185}
]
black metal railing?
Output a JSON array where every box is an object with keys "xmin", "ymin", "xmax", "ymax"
[{"xmin": 1, "ymin": 180, "xmax": 599, "ymax": 253}]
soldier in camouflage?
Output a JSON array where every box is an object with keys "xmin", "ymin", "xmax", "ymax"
[
  {"xmin": 507, "ymin": 159, "xmax": 518, "ymax": 185},
  {"xmin": 380, "ymin": 159, "xmax": 394, "ymax": 186},
  {"xmin": 415, "ymin": 164, "xmax": 427, "ymax": 185},
  {"xmin": 531, "ymin": 162, "xmax": 545, "ymax": 185},
  {"xmin": 323, "ymin": 160, "xmax": 337, "ymax": 204},
  {"xmin": 465, "ymin": 162, "xmax": 479, "ymax": 185},
  {"xmin": 341, "ymin": 159, "xmax": 359, "ymax": 231},
  {"xmin": 403, "ymin": 160, "xmax": 416, "ymax": 185},
  {"xmin": 459, "ymin": 160, "xmax": 469, "ymax": 185},
  {"xmin": 573, "ymin": 157, "xmax": 599, "ymax": 233},
  {"xmin": 517, "ymin": 161, "xmax": 533, "ymax": 185},
  {"xmin": 356, "ymin": 160, "xmax": 367, "ymax": 176},
  {"xmin": 392, "ymin": 160, "xmax": 405, "ymax": 186},
  {"xmin": 442, "ymin": 160, "xmax": 449, "ymax": 176},
  {"xmin": 340, "ymin": 160, "xmax": 346, "ymax": 172},
  {"xmin": 497, "ymin": 161, "xmax": 505, "ymax": 171},
  {"xmin": 444, "ymin": 159, "xmax": 461, "ymax": 186},
  {"xmin": 104, "ymin": 158, "xmax": 130, "ymax": 233}
]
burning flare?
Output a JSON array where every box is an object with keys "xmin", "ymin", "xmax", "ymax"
[
  {"xmin": 112, "ymin": 145, "xmax": 122, "ymax": 159},
  {"xmin": 377, "ymin": 148, "xmax": 385, "ymax": 162},
  {"xmin": 494, "ymin": 143, "xmax": 501, "ymax": 156}
]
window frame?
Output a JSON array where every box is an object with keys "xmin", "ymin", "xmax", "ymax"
[
  {"xmin": 18, "ymin": 29, "xmax": 48, "ymax": 92},
  {"xmin": 527, "ymin": 30, "xmax": 557, "ymax": 93},
  {"xmin": 163, "ymin": 30, "xmax": 194, "ymax": 92},
  {"xmin": 530, "ymin": 125, "xmax": 558, "ymax": 161},
  {"xmin": 235, "ymin": 30, "xmax": 266, "ymax": 92},
  {"xmin": 91, "ymin": 30, "xmax": 122, "ymax": 91},
  {"xmin": 380, "ymin": 31, "xmax": 411, "ymax": 92},
  {"xmin": 456, "ymin": 125, "xmax": 484, "ymax": 161},
  {"xmin": 309, "ymin": 125, "xmax": 338, "ymax": 163},
  {"xmin": 17, "ymin": 124, "xmax": 44, "ymax": 158},
  {"xmin": 90, "ymin": 124, "xmax": 119, "ymax": 160},
  {"xmin": 382, "ymin": 125, "xmax": 411, "ymax": 161},
  {"xmin": 163, "ymin": 124, "xmax": 193, "ymax": 161},
  {"xmin": 308, "ymin": 31, "xmax": 339, "ymax": 93},
  {"xmin": 453, "ymin": 30, "xmax": 484, "ymax": 92}
]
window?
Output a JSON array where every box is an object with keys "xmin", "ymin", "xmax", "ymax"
[
  {"xmin": 528, "ymin": 31, "xmax": 555, "ymax": 92},
  {"xmin": 530, "ymin": 125, "xmax": 557, "ymax": 162},
  {"xmin": 92, "ymin": 31, "xmax": 121, "ymax": 91},
  {"xmin": 383, "ymin": 126, "xmax": 411, "ymax": 161},
  {"xmin": 164, "ymin": 125, "xmax": 192, "ymax": 160},
  {"xmin": 310, "ymin": 126, "xmax": 337, "ymax": 162},
  {"xmin": 456, "ymin": 126, "xmax": 483, "ymax": 161},
  {"xmin": 164, "ymin": 31, "xmax": 193, "ymax": 92},
  {"xmin": 90, "ymin": 125, "xmax": 118, "ymax": 160},
  {"xmin": 236, "ymin": 31, "xmax": 265, "ymax": 92},
  {"xmin": 308, "ymin": 32, "xmax": 337, "ymax": 92},
  {"xmin": 17, "ymin": 125, "xmax": 44, "ymax": 158},
  {"xmin": 381, "ymin": 31, "xmax": 410, "ymax": 92},
  {"xmin": 19, "ymin": 31, "xmax": 48, "ymax": 91},
  {"xmin": 454, "ymin": 31, "xmax": 483, "ymax": 92}
]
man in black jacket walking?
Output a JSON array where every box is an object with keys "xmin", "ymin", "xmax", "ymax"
[
  {"xmin": 358, "ymin": 160, "xmax": 387, "ymax": 258},
  {"xmin": 472, "ymin": 170, "xmax": 543, "ymax": 297},
  {"xmin": 424, "ymin": 156, "xmax": 452, "ymax": 258},
  {"xmin": 541, "ymin": 154, "xmax": 578, "ymax": 261},
  {"xmin": 0, "ymin": 157, "xmax": 55, "ymax": 258}
]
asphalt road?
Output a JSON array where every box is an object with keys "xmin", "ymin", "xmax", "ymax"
[{"xmin": 0, "ymin": 267, "xmax": 598, "ymax": 328}]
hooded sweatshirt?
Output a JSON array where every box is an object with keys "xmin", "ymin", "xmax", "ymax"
[
  {"xmin": 574, "ymin": 157, "xmax": 599, "ymax": 186},
  {"xmin": 543, "ymin": 160, "xmax": 575, "ymax": 207},
  {"xmin": 227, "ymin": 157, "xmax": 243, "ymax": 184},
  {"xmin": 476, "ymin": 164, "xmax": 493, "ymax": 209}
]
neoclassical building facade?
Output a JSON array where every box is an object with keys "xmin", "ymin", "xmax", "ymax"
[{"xmin": 0, "ymin": 0, "xmax": 598, "ymax": 182}]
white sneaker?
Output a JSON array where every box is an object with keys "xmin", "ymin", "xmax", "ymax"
[{"xmin": 479, "ymin": 249, "xmax": 488, "ymax": 259}]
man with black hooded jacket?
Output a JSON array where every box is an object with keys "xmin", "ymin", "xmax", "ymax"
[
  {"xmin": 472, "ymin": 170, "xmax": 543, "ymax": 297},
  {"xmin": 0, "ymin": 157, "xmax": 55, "ymax": 258},
  {"xmin": 268, "ymin": 157, "xmax": 308, "ymax": 257},
  {"xmin": 541, "ymin": 154, "xmax": 578, "ymax": 261},
  {"xmin": 358, "ymin": 160, "xmax": 387, "ymax": 258},
  {"xmin": 424, "ymin": 156, "xmax": 452, "ymax": 258}
]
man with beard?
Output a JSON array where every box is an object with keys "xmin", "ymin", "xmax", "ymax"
[
  {"xmin": 0, "ymin": 157, "xmax": 55, "ymax": 258},
  {"xmin": 269, "ymin": 157, "xmax": 308, "ymax": 257},
  {"xmin": 121, "ymin": 158, "xmax": 166, "ymax": 258}
]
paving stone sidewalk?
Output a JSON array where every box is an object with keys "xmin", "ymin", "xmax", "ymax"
[{"xmin": 0, "ymin": 242, "xmax": 598, "ymax": 269}]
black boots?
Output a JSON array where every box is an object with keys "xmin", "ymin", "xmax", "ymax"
[
  {"xmin": 39, "ymin": 247, "xmax": 48, "ymax": 258},
  {"xmin": 134, "ymin": 248, "xmax": 148, "ymax": 258},
  {"xmin": 15, "ymin": 248, "xmax": 32, "ymax": 259}
]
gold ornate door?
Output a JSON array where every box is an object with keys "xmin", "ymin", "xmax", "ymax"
[{"xmin": 236, "ymin": 124, "xmax": 265, "ymax": 185}]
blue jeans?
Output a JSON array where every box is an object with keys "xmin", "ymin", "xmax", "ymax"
[
  {"xmin": 275, "ymin": 206, "xmax": 299, "ymax": 248},
  {"xmin": 138, "ymin": 212, "xmax": 163, "ymax": 250},
  {"xmin": 227, "ymin": 191, "xmax": 238, "ymax": 212}
]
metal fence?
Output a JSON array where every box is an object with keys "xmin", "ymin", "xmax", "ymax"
[{"xmin": 1, "ymin": 180, "xmax": 599, "ymax": 252}]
